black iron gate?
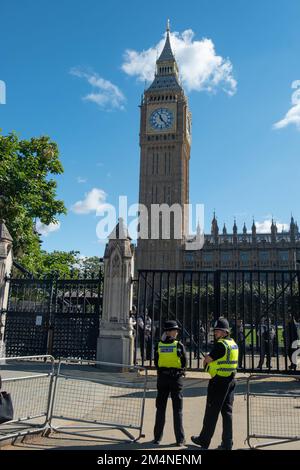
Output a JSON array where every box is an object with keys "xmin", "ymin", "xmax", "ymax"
[
  {"xmin": 134, "ymin": 269, "xmax": 300, "ymax": 373},
  {"xmin": 2, "ymin": 272, "xmax": 103, "ymax": 359}
]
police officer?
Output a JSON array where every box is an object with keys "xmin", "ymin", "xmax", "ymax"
[
  {"xmin": 153, "ymin": 319, "xmax": 187, "ymax": 446},
  {"xmin": 191, "ymin": 317, "xmax": 238, "ymax": 450}
]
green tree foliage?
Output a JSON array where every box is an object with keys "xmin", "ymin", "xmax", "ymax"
[
  {"xmin": 149, "ymin": 277, "xmax": 299, "ymax": 331},
  {"xmin": 79, "ymin": 256, "xmax": 103, "ymax": 277},
  {"xmin": 0, "ymin": 132, "xmax": 103, "ymax": 279},
  {"xmin": 0, "ymin": 131, "xmax": 66, "ymax": 258},
  {"xmin": 18, "ymin": 250, "xmax": 81, "ymax": 278},
  {"xmin": 13, "ymin": 251, "xmax": 103, "ymax": 279}
]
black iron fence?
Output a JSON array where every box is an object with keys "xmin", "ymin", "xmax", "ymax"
[
  {"xmin": 134, "ymin": 269, "xmax": 300, "ymax": 373},
  {"xmin": 2, "ymin": 267, "xmax": 299, "ymax": 371},
  {"xmin": 1, "ymin": 272, "xmax": 103, "ymax": 359}
]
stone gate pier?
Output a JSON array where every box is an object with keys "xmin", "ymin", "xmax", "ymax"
[{"xmin": 97, "ymin": 219, "xmax": 135, "ymax": 365}]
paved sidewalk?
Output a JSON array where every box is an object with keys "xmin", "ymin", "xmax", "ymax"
[{"xmin": 1, "ymin": 371, "xmax": 300, "ymax": 451}]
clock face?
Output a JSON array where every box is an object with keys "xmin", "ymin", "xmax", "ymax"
[{"xmin": 149, "ymin": 108, "xmax": 174, "ymax": 130}]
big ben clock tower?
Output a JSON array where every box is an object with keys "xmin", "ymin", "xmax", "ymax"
[{"xmin": 136, "ymin": 21, "xmax": 191, "ymax": 270}]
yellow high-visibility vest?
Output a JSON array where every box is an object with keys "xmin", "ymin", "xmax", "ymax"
[
  {"xmin": 158, "ymin": 340, "xmax": 181, "ymax": 368},
  {"xmin": 207, "ymin": 338, "xmax": 239, "ymax": 378}
]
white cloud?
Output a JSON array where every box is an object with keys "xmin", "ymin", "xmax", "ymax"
[
  {"xmin": 122, "ymin": 29, "xmax": 237, "ymax": 95},
  {"xmin": 70, "ymin": 68, "xmax": 126, "ymax": 111},
  {"xmin": 273, "ymin": 80, "xmax": 300, "ymax": 130},
  {"xmin": 77, "ymin": 177, "xmax": 87, "ymax": 183},
  {"xmin": 36, "ymin": 220, "xmax": 61, "ymax": 236},
  {"xmin": 255, "ymin": 219, "xmax": 289, "ymax": 233},
  {"xmin": 71, "ymin": 188, "xmax": 108, "ymax": 215}
]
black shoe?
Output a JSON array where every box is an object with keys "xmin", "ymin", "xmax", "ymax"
[
  {"xmin": 191, "ymin": 436, "xmax": 207, "ymax": 449},
  {"xmin": 216, "ymin": 444, "xmax": 232, "ymax": 450},
  {"xmin": 176, "ymin": 440, "xmax": 186, "ymax": 447},
  {"xmin": 152, "ymin": 439, "xmax": 160, "ymax": 445}
]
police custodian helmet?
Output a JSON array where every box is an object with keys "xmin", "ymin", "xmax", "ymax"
[
  {"xmin": 163, "ymin": 320, "xmax": 180, "ymax": 331},
  {"xmin": 213, "ymin": 317, "xmax": 230, "ymax": 333}
]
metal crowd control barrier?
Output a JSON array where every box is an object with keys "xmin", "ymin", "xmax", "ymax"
[
  {"xmin": 247, "ymin": 374, "xmax": 300, "ymax": 449},
  {"xmin": 0, "ymin": 355, "xmax": 55, "ymax": 442},
  {"xmin": 48, "ymin": 360, "xmax": 147, "ymax": 442}
]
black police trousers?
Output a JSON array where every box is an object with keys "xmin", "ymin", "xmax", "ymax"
[
  {"xmin": 197, "ymin": 374, "xmax": 236, "ymax": 449},
  {"xmin": 153, "ymin": 371, "xmax": 185, "ymax": 443}
]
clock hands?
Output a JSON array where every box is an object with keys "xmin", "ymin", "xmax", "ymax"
[
  {"xmin": 150, "ymin": 109, "xmax": 172, "ymax": 129},
  {"xmin": 158, "ymin": 112, "xmax": 167, "ymax": 125}
]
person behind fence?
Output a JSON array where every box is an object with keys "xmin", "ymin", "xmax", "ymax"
[
  {"xmin": 137, "ymin": 310, "xmax": 152, "ymax": 361},
  {"xmin": 193, "ymin": 321, "xmax": 205, "ymax": 359},
  {"xmin": 257, "ymin": 317, "xmax": 275, "ymax": 369},
  {"xmin": 191, "ymin": 317, "xmax": 238, "ymax": 450},
  {"xmin": 283, "ymin": 314, "xmax": 299, "ymax": 371},
  {"xmin": 129, "ymin": 306, "xmax": 137, "ymax": 332},
  {"xmin": 231, "ymin": 319, "xmax": 244, "ymax": 368},
  {"xmin": 153, "ymin": 320, "xmax": 187, "ymax": 447}
]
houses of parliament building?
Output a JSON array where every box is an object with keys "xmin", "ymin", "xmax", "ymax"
[{"xmin": 135, "ymin": 23, "xmax": 300, "ymax": 272}]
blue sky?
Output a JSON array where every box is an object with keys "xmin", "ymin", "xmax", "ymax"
[{"xmin": 1, "ymin": 0, "xmax": 300, "ymax": 257}]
